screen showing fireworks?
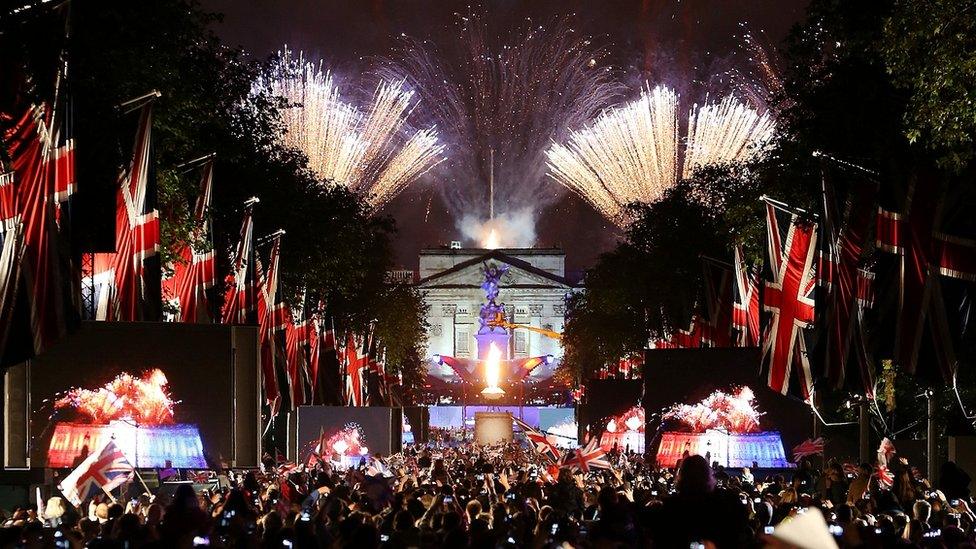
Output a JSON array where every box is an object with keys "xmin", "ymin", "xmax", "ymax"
[
  {"xmin": 295, "ymin": 407, "xmax": 398, "ymax": 461},
  {"xmin": 29, "ymin": 322, "xmax": 260, "ymax": 468}
]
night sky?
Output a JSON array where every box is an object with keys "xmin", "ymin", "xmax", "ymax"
[{"xmin": 201, "ymin": 0, "xmax": 808, "ymax": 273}]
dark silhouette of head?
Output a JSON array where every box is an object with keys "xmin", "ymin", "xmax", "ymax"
[{"xmin": 676, "ymin": 455, "xmax": 715, "ymax": 495}]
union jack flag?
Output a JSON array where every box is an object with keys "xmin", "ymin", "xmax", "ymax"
[
  {"xmin": 821, "ymin": 178, "xmax": 877, "ymax": 393},
  {"xmin": 48, "ymin": 71, "xmax": 75, "ymax": 236},
  {"xmin": 221, "ymin": 200, "xmax": 257, "ymax": 324},
  {"xmin": 1, "ymin": 103, "xmax": 74, "ymax": 365},
  {"xmin": 306, "ymin": 302, "xmax": 323, "ymax": 405},
  {"xmin": 760, "ymin": 199, "xmax": 818, "ymax": 399},
  {"xmin": 363, "ymin": 327, "xmax": 387, "ymax": 406},
  {"xmin": 315, "ymin": 306, "xmax": 344, "ymax": 405},
  {"xmin": 344, "ymin": 332, "xmax": 367, "ymax": 406},
  {"xmin": 284, "ymin": 307, "xmax": 309, "ymax": 408},
  {"xmin": 875, "ymin": 464, "xmax": 894, "ymax": 488},
  {"xmin": 189, "ymin": 470, "xmax": 214, "ymax": 484},
  {"xmin": 86, "ymin": 100, "xmax": 161, "ymax": 321},
  {"xmin": 513, "ymin": 416, "xmax": 561, "ymax": 464},
  {"xmin": 733, "ymin": 246, "xmax": 760, "ymax": 347},
  {"xmin": 700, "ymin": 256, "xmax": 734, "ymax": 347},
  {"xmin": 162, "ymin": 158, "xmax": 215, "ymax": 322},
  {"xmin": 57, "ymin": 439, "xmax": 134, "ymax": 506},
  {"xmin": 875, "ymin": 172, "xmax": 974, "ymax": 380},
  {"xmin": 0, "ymin": 173, "xmax": 23, "ymax": 357},
  {"xmin": 791, "ymin": 437, "xmax": 825, "ymax": 463},
  {"xmin": 652, "ymin": 315, "xmax": 704, "ymax": 349},
  {"xmin": 256, "ymin": 234, "xmax": 289, "ymax": 412},
  {"xmin": 559, "ymin": 437, "xmax": 610, "ymax": 472}
]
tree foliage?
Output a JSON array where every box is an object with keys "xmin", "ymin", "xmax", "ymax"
[
  {"xmin": 562, "ymin": 0, "xmax": 976, "ymax": 387},
  {"xmin": 561, "ymin": 161, "xmax": 773, "ymax": 380},
  {"xmin": 4, "ymin": 0, "xmax": 427, "ymax": 384},
  {"xmin": 882, "ymin": 0, "xmax": 976, "ymax": 171}
]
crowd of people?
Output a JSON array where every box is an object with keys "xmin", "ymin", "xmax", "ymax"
[{"xmin": 1, "ymin": 440, "xmax": 975, "ymax": 548}]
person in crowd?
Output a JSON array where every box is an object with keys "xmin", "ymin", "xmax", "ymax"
[{"xmin": 2, "ymin": 440, "xmax": 976, "ymax": 548}]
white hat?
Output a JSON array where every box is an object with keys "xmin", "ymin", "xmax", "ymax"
[{"xmin": 770, "ymin": 507, "xmax": 839, "ymax": 549}]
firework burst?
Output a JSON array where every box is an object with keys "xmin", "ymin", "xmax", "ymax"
[
  {"xmin": 54, "ymin": 369, "xmax": 177, "ymax": 426},
  {"xmin": 663, "ymin": 386, "xmax": 762, "ymax": 434},
  {"xmin": 261, "ymin": 49, "xmax": 445, "ymax": 210},
  {"xmin": 378, "ymin": 14, "xmax": 623, "ymax": 245},
  {"xmin": 545, "ymin": 85, "xmax": 775, "ymax": 227}
]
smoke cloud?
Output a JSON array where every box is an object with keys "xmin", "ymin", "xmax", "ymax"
[{"xmin": 459, "ymin": 208, "xmax": 537, "ymax": 249}]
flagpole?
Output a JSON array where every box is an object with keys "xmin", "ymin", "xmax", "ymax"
[
  {"xmin": 117, "ymin": 90, "xmax": 161, "ymax": 115},
  {"xmin": 175, "ymin": 152, "xmax": 216, "ymax": 172},
  {"xmin": 100, "ymin": 484, "xmax": 117, "ymax": 504},
  {"xmin": 132, "ymin": 468, "xmax": 153, "ymax": 498}
]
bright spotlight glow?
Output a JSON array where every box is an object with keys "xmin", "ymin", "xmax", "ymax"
[
  {"xmin": 484, "ymin": 229, "xmax": 500, "ymax": 249},
  {"xmin": 481, "ymin": 343, "xmax": 505, "ymax": 398}
]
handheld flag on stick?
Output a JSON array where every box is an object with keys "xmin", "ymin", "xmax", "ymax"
[
  {"xmin": 559, "ymin": 437, "xmax": 611, "ymax": 472},
  {"xmin": 57, "ymin": 439, "xmax": 134, "ymax": 506},
  {"xmin": 513, "ymin": 416, "xmax": 561, "ymax": 464},
  {"xmin": 792, "ymin": 437, "xmax": 825, "ymax": 463}
]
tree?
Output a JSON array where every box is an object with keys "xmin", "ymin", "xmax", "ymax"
[
  {"xmin": 882, "ymin": 0, "xmax": 976, "ymax": 172},
  {"xmin": 4, "ymin": 1, "xmax": 427, "ymax": 366},
  {"xmin": 561, "ymin": 161, "xmax": 772, "ymax": 381},
  {"xmin": 372, "ymin": 283, "xmax": 430, "ymax": 400}
]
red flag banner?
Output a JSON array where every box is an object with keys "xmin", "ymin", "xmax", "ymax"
[{"xmin": 733, "ymin": 246, "xmax": 761, "ymax": 347}]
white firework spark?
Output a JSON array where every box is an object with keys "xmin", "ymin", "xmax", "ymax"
[
  {"xmin": 262, "ymin": 49, "xmax": 445, "ymax": 210},
  {"xmin": 545, "ymin": 85, "xmax": 775, "ymax": 227},
  {"xmin": 683, "ymin": 95, "xmax": 776, "ymax": 179}
]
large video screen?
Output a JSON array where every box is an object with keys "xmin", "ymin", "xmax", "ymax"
[
  {"xmin": 538, "ymin": 408, "xmax": 577, "ymax": 448},
  {"xmin": 27, "ymin": 322, "xmax": 260, "ymax": 468},
  {"xmin": 643, "ymin": 348, "xmax": 809, "ymax": 453},
  {"xmin": 294, "ymin": 406, "xmax": 397, "ymax": 464}
]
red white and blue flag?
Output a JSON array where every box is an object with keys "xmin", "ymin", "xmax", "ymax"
[
  {"xmin": 875, "ymin": 174, "xmax": 975, "ymax": 380},
  {"xmin": 791, "ymin": 437, "xmax": 825, "ymax": 463},
  {"xmin": 162, "ymin": 158, "xmax": 215, "ymax": 322},
  {"xmin": 256, "ymin": 234, "xmax": 287, "ymax": 412},
  {"xmin": 221, "ymin": 200, "xmax": 257, "ymax": 325},
  {"xmin": 0, "ymin": 172, "xmax": 24, "ymax": 359},
  {"xmin": 513, "ymin": 416, "xmax": 561, "ymax": 464},
  {"xmin": 57, "ymin": 439, "xmax": 134, "ymax": 506},
  {"xmin": 761, "ymin": 199, "xmax": 818, "ymax": 399},
  {"xmin": 86, "ymin": 100, "xmax": 161, "ymax": 321},
  {"xmin": 820, "ymin": 179, "xmax": 877, "ymax": 393},
  {"xmin": 733, "ymin": 246, "xmax": 761, "ymax": 347},
  {"xmin": 313, "ymin": 304, "xmax": 344, "ymax": 405},
  {"xmin": 651, "ymin": 315, "xmax": 704, "ymax": 349},
  {"xmin": 344, "ymin": 332, "xmax": 367, "ymax": 406},
  {"xmin": 874, "ymin": 437, "xmax": 897, "ymax": 488},
  {"xmin": 700, "ymin": 256, "xmax": 734, "ymax": 347},
  {"xmin": 559, "ymin": 437, "xmax": 611, "ymax": 472},
  {"xmin": 1, "ymin": 103, "xmax": 75, "ymax": 366},
  {"xmin": 284, "ymin": 306, "xmax": 309, "ymax": 408}
]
